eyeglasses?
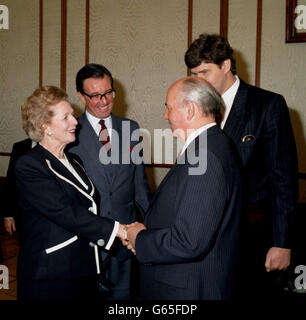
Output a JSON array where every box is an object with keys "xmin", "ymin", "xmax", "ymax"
[{"xmin": 82, "ymin": 89, "xmax": 116, "ymax": 100}]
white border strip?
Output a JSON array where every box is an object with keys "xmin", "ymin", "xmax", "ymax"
[{"xmin": 45, "ymin": 236, "xmax": 78, "ymax": 254}]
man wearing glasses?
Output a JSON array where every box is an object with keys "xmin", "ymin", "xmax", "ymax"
[{"xmin": 69, "ymin": 63, "xmax": 150, "ymax": 300}]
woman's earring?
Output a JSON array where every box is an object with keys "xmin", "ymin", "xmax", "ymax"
[{"xmin": 47, "ymin": 130, "xmax": 52, "ymax": 136}]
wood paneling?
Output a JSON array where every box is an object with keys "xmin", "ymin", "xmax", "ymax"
[
  {"xmin": 220, "ymin": 0, "xmax": 229, "ymax": 38},
  {"xmin": 255, "ymin": 0, "xmax": 262, "ymax": 87},
  {"xmin": 60, "ymin": 0, "xmax": 67, "ymax": 90},
  {"xmin": 85, "ymin": 0, "xmax": 90, "ymax": 64},
  {"xmin": 39, "ymin": 0, "xmax": 43, "ymax": 87},
  {"xmin": 187, "ymin": 0, "xmax": 193, "ymax": 76}
]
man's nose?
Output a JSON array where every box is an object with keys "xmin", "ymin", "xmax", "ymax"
[{"xmin": 100, "ymin": 94, "xmax": 108, "ymax": 102}]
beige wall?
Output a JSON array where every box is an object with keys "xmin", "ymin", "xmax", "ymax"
[
  {"xmin": 1, "ymin": 0, "xmax": 306, "ymax": 199},
  {"xmin": 0, "ymin": 0, "xmax": 39, "ymax": 174}
]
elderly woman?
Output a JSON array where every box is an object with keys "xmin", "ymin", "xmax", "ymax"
[{"xmin": 15, "ymin": 86, "xmax": 127, "ymax": 301}]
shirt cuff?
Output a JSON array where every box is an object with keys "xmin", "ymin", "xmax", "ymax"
[{"xmin": 105, "ymin": 221, "xmax": 119, "ymax": 250}]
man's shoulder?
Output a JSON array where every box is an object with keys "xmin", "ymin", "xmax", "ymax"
[
  {"xmin": 12, "ymin": 138, "xmax": 32, "ymax": 150},
  {"xmin": 76, "ymin": 112, "xmax": 87, "ymax": 123},
  {"xmin": 112, "ymin": 114, "xmax": 138, "ymax": 124},
  {"xmin": 77, "ymin": 112, "xmax": 139, "ymax": 126},
  {"xmin": 189, "ymin": 126, "xmax": 236, "ymax": 161},
  {"xmin": 239, "ymin": 78, "xmax": 283, "ymax": 100},
  {"xmin": 15, "ymin": 145, "xmax": 43, "ymax": 170},
  {"xmin": 207, "ymin": 126, "xmax": 237, "ymax": 153},
  {"xmin": 111, "ymin": 114, "xmax": 140, "ymax": 131},
  {"xmin": 206, "ymin": 127, "xmax": 241, "ymax": 168},
  {"xmin": 9, "ymin": 139, "xmax": 33, "ymax": 162}
]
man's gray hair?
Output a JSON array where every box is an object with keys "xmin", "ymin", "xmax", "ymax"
[{"xmin": 180, "ymin": 77, "xmax": 222, "ymax": 120}]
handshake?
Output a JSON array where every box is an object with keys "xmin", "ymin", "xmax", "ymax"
[{"xmin": 117, "ymin": 222, "xmax": 146, "ymax": 255}]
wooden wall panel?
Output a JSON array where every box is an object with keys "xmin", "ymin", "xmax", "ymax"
[
  {"xmin": 90, "ymin": 0, "xmax": 187, "ymax": 128},
  {"xmin": 89, "ymin": 0, "xmax": 188, "ymax": 177},
  {"xmin": 192, "ymin": 0, "xmax": 220, "ymax": 39},
  {"xmin": 66, "ymin": 0, "xmax": 86, "ymax": 114},
  {"xmin": 0, "ymin": 0, "xmax": 39, "ymax": 175},
  {"xmin": 42, "ymin": 0, "xmax": 61, "ymax": 87},
  {"xmin": 228, "ymin": 0, "xmax": 257, "ymax": 85}
]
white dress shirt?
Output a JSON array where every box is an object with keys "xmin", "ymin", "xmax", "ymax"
[
  {"xmin": 85, "ymin": 111, "xmax": 112, "ymax": 142},
  {"xmin": 221, "ymin": 75, "xmax": 240, "ymax": 129}
]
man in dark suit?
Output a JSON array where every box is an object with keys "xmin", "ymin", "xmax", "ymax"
[
  {"xmin": 69, "ymin": 63, "xmax": 151, "ymax": 300},
  {"xmin": 2, "ymin": 138, "xmax": 34, "ymax": 235},
  {"xmin": 185, "ymin": 34, "xmax": 299, "ymax": 298},
  {"xmin": 126, "ymin": 77, "xmax": 242, "ymax": 300}
]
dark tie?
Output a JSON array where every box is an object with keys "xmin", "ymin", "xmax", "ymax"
[{"xmin": 99, "ymin": 119, "xmax": 110, "ymax": 151}]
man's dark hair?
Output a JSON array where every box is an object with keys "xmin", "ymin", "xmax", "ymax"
[
  {"xmin": 185, "ymin": 33, "xmax": 236, "ymax": 75},
  {"xmin": 76, "ymin": 63, "xmax": 114, "ymax": 92}
]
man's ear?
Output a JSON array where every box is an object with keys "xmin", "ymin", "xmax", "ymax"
[
  {"xmin": 221, "ymin": 59, "xmax": 231, "ymax": 74},
  {"xmin": 185, "ymin": 101, "xmax": 196, "ymax": 121},
  {"xmin": 77, "ymin": 92, "xmax": 86, "ymax": 104}
]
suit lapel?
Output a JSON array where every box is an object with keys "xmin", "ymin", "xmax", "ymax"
[
  {"xmin": 35, "ymin": 144, "xmax": 92, "ymax": 196},
  {"xmin": 145, "ymin": 163, "xmax": 177, "ymax": 219},
  {"xmin": 223, "ymin": 79, "xmax": 250, "ymax": 144},
  {"xmin": 65, "ymin": 152, "xmax": 95, "ymax": 195}
]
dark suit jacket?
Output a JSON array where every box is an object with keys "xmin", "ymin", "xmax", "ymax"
[
  {"xmin": 136, "ymin": 126, "xmax": 242, "ymax": 300},
  {"xmin": 223, "ymin": 79, "xmax": 298, "ymax": 248},
  {"xmin": 69, "ymin": 114, "xmax": 150, "ymax": 252},
  {"xmin": 2, "ymin": 138, "xmax": 32, "ymax": 222},
  {"xmin": 68, "ymin": 113, "xmax": 150, "ymax": 295},
  {"xmin": 15, "ymin": 144, "xmax": 116, "ymax": 285}
]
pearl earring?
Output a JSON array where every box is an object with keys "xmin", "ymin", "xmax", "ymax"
[{"xmin": 47, "ymin": 130, "xmax": 52, "ymax": 136}]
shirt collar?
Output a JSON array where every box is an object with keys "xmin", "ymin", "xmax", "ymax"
[
  {"xmin": 85, "ymin": 111, "xmax": 112, "ymax": 136},
  {"xmin": 221, "ymin": 75, "xmax": 240, "ymax": 128},
  {"xmin": 179, "ymin": 122, "xmax": 216, "ymax": 156}
]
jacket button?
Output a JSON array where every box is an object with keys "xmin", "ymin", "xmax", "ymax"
[{"xmin": 97, "ymin": 239, "xmax": 105, "ymax": 247}]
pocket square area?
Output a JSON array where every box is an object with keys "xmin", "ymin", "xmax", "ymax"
[{"xmin": 242, "ymin": 134, "xmax": 255, "ymax": 142}]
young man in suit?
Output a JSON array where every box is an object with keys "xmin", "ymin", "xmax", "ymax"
[
  {"xmin": 125, "ymin": 77, "xmax": 243, "ymax": 300},
  {"xmin": 185, "ymin": 34, "xmax": 299, "ymax": 298},
  {"xmin": 69, "ymin": 63, "xmax": 150, "ymax": 300}
]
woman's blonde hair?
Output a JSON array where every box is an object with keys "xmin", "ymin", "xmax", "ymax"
[{"xmin": 21, "ymin": 86, "xmax": 68, "ymax": 141}]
